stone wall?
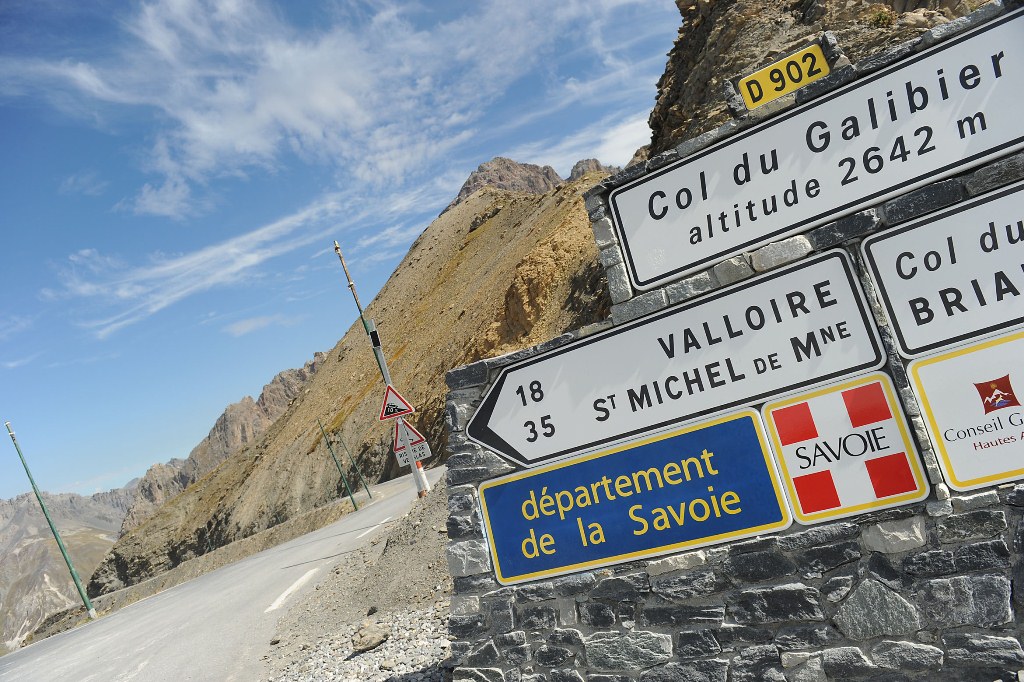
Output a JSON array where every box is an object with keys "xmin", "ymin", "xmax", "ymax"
[{"xmin": 443, "ymin": 3, "xmax": 1024, "ymax": 680}]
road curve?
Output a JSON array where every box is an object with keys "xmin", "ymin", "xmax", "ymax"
[{"xmin": 0, "ymin": 468, "xmax": 445, "ymax": 682}]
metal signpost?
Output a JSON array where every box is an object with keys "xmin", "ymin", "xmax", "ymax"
[
  {"xmin": 609, "ymin": 10, "xmax": 1024, "ymax": 290},
  {"xmin": 467, "ymin": 250, "xmax": 884, "ymax": 467},
  {"xmin": 761, "ymin": 372, "xmax": 929, "ymax": 524},
  {"xmin": 909, "ymin": 330, "xmax": 1024, "ymax": 491},
  {"xmin": 478, "ymin": 410, "xmax": 791, "ymax": 585},
  {"xmin": 861, "ymin": 180, "xmax": 1024, "ymax": 358}
]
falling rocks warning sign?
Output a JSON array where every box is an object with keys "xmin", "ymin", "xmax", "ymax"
[{"xmin": 763, "ymin": 372, "xmax": 929, "ymax": 524}]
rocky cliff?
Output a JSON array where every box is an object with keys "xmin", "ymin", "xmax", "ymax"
[
  {"xmin": 88, "ymin": 159, "xmax": 614, "ymax": 596},
  {"xmin": 647, "ymin": 0, "xmax": 970, "ymax": 156},
  {"xmin": 445, "ymin": 157, "xmax": 563, "ymax": 211},
  {"xmin": 119, "ymin": 354, "xmax": 324, "ymax": 534}
]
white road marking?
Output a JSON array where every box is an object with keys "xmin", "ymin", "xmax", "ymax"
[
  {"xmin": 264, "ymin": 568, "xmax": 319, "ymax": 613},
  {"xmin": 356, "ymin": 516, "xmax": 391, "ymax": 539}
]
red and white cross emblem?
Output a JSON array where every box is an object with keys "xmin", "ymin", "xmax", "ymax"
[{"xmin": 763, "ymin": 372, "xmax": 928, "ymax": 524}]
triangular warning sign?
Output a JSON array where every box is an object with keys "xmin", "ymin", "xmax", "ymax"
[
  {"xmin": 393, "ymin": 418, "xmax": 426, "ymax": 452},
  {"xmin": 378, "ymin": 385, "xmax": 414, "ymax": 421}
]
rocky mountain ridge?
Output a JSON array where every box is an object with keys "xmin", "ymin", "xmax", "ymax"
[
  {"xmin": 86, "ymin": 156, "xmax": 615, "ymax": 598},
  {"xmin": 119, "ymin": 353, "xmax": 325, "ymax": 534}
]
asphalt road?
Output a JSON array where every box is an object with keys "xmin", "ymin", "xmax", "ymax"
[{"xmin": 0, "ymin": 468, "xmax": 444, "ymax": 682}]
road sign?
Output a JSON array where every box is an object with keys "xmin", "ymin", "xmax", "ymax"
[
  {"xmin": 609, "ymin": 9, "xmax": 1024, "ymax": 290},
  {"xmin": 394, "ymin": 418, "xmax": 426, "ymax": 450},
  {"xmin": 762, "ymin": 372, "xmax": 929, "ymax": 524},
  {"xmin": 738, "ymin": 42, "xmax": 831, "ymax": 110},
  {"xmin": 394, "ymin": 416, "xmax": 433, "ymax": 467},
  {"xmin": 379, "ymin": 385, "xmax": 414, "ymax": 421},
  {"xmin": 909, "ymin": 330, "xmax": 1024, "ymax": 491},
  {"xmin": 862, "ymin": 180, "xmax": 1024, "ymax": 358},
  {"xmin": 467, "ymin": 250, "xmax": 884, "ymax": 467},
  {"xmin": 478, "ymin": 410, "xmax": 791, "ymax": 585}
]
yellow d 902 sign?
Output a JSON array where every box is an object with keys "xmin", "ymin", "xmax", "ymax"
[{"xmin": 738, "ymin": 43, "xmax": 830, "ymax": 110}]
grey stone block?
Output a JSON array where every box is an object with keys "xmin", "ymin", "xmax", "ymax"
[
  {"xmin": 578, "ymin": 602, "xmax": 614, "ymax": 627},
  {"xmin": 447, "ymin": 539, "xmax": 492, "ymax": 578},
  {"xmin": 953, "ymin": 538, "xmax": 1010, "ymax": 572},
  {"xmin": 950, "ymin": 489, "xmax": 999, "ymax": 512},
  {"xmin": 920, "ymin": 0, "xmax": 1006, "ymax": 48},
  {"xmin": 645, "ymin": 550, "xmax": 708, "ymax": 575},
  {"xmin": 591, "ymin": 216, "xmax": 618, "ymax": 249},
  {"xmin": 722, "ymin": 551, "xmax": 797, "ymax": 583},
  {"xmin": 855, "ymin": 39, "xmax": 920, "ymax": 75},
  {"xmin": 833, "ymin": 579, "xmax": 920, "ymax": 639},
  {"xmin": 518, "ymin": 605, "xmax": 557, "ymax": 630},
  {"xmin": 937, "ymin": 509, "xmax": 1006, "ymax": 543},
  {"xmin": 591, "ymin": 573, "xmax": 649, "ymax": 601},
  {"xmin": 917, "ymin": 574, "xmax": 1012, "ymax": 627},
  {"xmin": 861, "ymin": 516, "xmax": 928, "ymax": 553},
  {"xmin": 447, "ymin": 361, "xmax": 490, "ymax": 390},
  {"xmin": 453, "ymin": 573, "xmax": 499, "ymax": 593},
  {"xmin": 821, "ymin": 647, "xmax": 876, "ymax": 678},
  {"xmin": 788, "ymin": 655, "xmax": 825, "ymax": 682},
  {"xmin": 820, "ymin": 31, "xmax": 842, "ymax": 63},
  {"xmin": 447, "ymin": 466, "xmax": 497, "ymax": 487},
  {"xmin": 584, "ymin": 188, "xmax": 606, "ymax": 215},
  {"xmin": 650, "ymin": 568, "xmax": 719, "ymax": 600},
  {"xmin": 723, "ymin": 79, "xmax": 746, "ymax": 118},
  {"xmin": 449, "ymin": 614, "xmax": 488, "ymax": 639},
  {"xmin": 448, "ymin": 487, "xmax": 477, "ymax": 514},
  {"xmin": 795, "ymin": 64, "xmax": 856, "ymax": 105},
  {"xmin": 606, "ymin": 262, "xmax": 633, "ymax": 304},
  {"xmin": 711, "ymin": 256, "xmax": 753, "ymax": 286},
  {"xmin": 549, "ymin": 669, "xmax": 585, "ymax": 682},
  {"xmin": 548, "ymin": 628, "xmax": 584, "ymax": 646},
  {"xmin": 677, "ymin": 630, "xmax": 722, "ymax": 659},
  {"xmin": 646, "ymin": 149, "xmax": 681, "ymax": 172},
  {"xmin": 588, "ymin": 202, "xmax": 608, "ymax": 223},
  {"xmin": 673, "ymin": 122, "xmax": 738, "ymax": 160},
  {"xmin": 495, "ymin": 631, "xmax": 527, "ymax": 647},
  {"xmin": 883, "ymin": 179, "xmax": 966, "ymax": 225},
  {"xmin": 534, "ymin": 645, "xmax": 573, "ymax": 667},
  {"xmin": 515, "ymin": 582, "xmax": 554, "ymax": 602},
  {"xmin": 467, "ymin": 640, "xmax": 501, "ymax": 666},
  {"xmin": 774, "ymin": 624, "xmax": 842, "ymax": 650},
  {"xmin": 638, "ymin": 660, "xmax": 728, "ymax": 682},
  {"xmin": 964, "ymin": 151, "xmax": 1024, "ymax": 196},
  {"xmin": 641, "ymin": 604, "xmax": 725, "ymax": 627},
  {"xmin": 870, "ymin": 640, "xmax": 943, "ymax": 670},
  {"xmin": 776, "ymin": 522, "xmax": 859, "ymax": 551},
  {"xmin": 822, "ymin": 575, "xmax": 854, "ymax": 603},
  {"xmin": 584, "ymin": 630, "xmax": 673, "ymax": 670},
  {"xmin": 665, "ymin": 270, "xmax": 715, "ymax": 304},
  {"xmin": 552, "ymin": 572, "xmax": 597, "ymax": 596},
  {"xmin": 610, "ymin": 288, "xmax": 667, "ymax": 324},
  {"xmin": 795, "ymin": 540, "xmax": 861, "ymax": 573},
  {"xmin": 750, "ymin": 236, "xmax": 812, "ymax": 272},
  {"xmin": 714, "ymin": 625, "xmax": 773, "ymax": 650},
  {"xmin": 806, "ymin": 208, "xmax": 883, "ymax": 250},
  {"xmin": 447, "ymin": 513, "xmax": 482, "ymax": 540},
  {"xmin": 942, "ymin": 632, "xmax": 1024, "ymax": 668},
  {"xmin": 598, "ymin": 244, "xmax": 623, "ymax": 268},
  {"xmin": 730, "ymin": 584, "xmax": 824, "ymax": 624},
  {"xmin": 730, "ymin": 644, "xmax": 784, "ymax": 682}
]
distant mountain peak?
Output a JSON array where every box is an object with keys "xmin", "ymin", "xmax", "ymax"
[{"xmin": 446, "ymin": 157, "xmax": 563, "ymax": 212}]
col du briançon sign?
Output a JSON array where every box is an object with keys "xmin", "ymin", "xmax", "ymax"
[{"xmin": 609, "ymin": 9, "xmax": 1024, "ymax": 290}]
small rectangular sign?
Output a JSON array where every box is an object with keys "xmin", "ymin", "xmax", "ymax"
[
  {"xmin": 909, "ymin": 330, "xmax": 1024, "ymax": 491},
  {"xmin": 738, "ymin": 43, "xmax": 831, "ymax": 110},
  {"xmin": 762, "ymin": 372, "xmax": 929, "ymax": 524},
  {"xmin": 478, "ymin": 410, "xmax": 791, "ymax": 585},
  {"xmin": 467, "ymin": 250, "xmax": 884, "ymax": 466},
  {"xmin": 609, "ymin": 10, "xmax": 1024, "ymax": 290},
  {"xmin": 862, "ymin": 180, "xmax": 1024, "ymax": 358}
]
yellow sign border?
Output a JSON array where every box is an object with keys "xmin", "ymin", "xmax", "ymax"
[
  {"xmin": 737, "ymin": 42, "xmax": 831, "ymax": 110},
  {"xmin": 909, "ymin": 330, "xmax": 1024, "ymax": 491},
  {"xmin": 762, "ymin": 372, "xmax": 929, "ymax": 524},
  {"xmin": 478, "ymin": 409, "xmax": 792, "ymax": 585}
]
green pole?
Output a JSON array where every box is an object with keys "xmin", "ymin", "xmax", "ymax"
[
  {"xmin": 335, "ymin": 428, "xmax": 372, "ymax": 499},
  {"xmin": 5, "ymin": 421, "xmax": 97, "ymax": 620},
  {"xmin": 317, "ymin": 419, "xmax": 358, "ymax": 511}
]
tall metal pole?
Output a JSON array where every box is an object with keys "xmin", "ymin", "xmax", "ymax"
[
  {"xmin": 317, "ymin": 418, "xmax": 359, "ymax": 510},
  {"xmin": 5, "ymin": 421, "xmax": 97, "ymax": 620},
  {"xmin": 333, "ymin": 241, "xmax": 430, "ymax": 497},
  {"xmin": 334, "ymin": 428, "xmax": 373, "ymax": 499}
]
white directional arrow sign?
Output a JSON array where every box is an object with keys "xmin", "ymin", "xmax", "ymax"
[{"xmin": 467, "ymin": 250, "xmax": 885, "ymax": 466}]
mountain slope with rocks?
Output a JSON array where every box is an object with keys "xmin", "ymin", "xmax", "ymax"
[
  {"xmin": 119, "ymin": 354, "xmax": 324, "ymax": 535},
  {"xmin": 0, "ymin": 488, "xmax": 134, "ymax": 653},
  {"xmin": 87, "ymin": 159, "xmax": 613, "ymax": 598}
]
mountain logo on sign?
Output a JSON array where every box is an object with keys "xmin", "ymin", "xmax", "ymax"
[
  {"xmin": 975, "ymin": 375, "xmax": 1019, "ymax": 414},
  {"xmin": 383, "ymin": 403, "xmax": 405, "ymax": 417}
]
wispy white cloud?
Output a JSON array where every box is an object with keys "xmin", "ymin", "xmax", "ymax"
[
  {"xmin": 222, "ymin": 313, "xmax": 304, "ymax": 337},
  {"xmin": 1, "ymin": 353, "xmax": 41, "ymax": 370},
  {"xmin": 0, "ymin": 0, "xmax": 671, "ymax": 218},
  {"xmin": 59, "ymin": 171, "xmax": 109, "ymax": 196},
  {"xmin": 0, "ymin": 315, "xmax": 33, "ymax": 341}
]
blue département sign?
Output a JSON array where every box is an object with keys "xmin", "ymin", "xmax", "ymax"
[{"xmin": 478, "ymin": 410, "xmax": 792, "ymax": 585}]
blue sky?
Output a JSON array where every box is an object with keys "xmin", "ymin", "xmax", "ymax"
[{"xmin": 0, "ymin": 0, "xmax": 679, "ymax": 500}]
